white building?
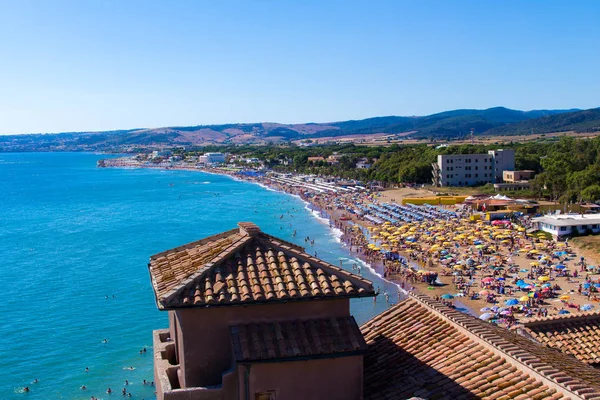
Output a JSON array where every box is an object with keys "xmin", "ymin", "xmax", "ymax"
[
  {"xmin": 432, "ymin": 149, "xmax": 515, "ymax": 187},
  {"xmin": 198, "ymin": 152, "xmax": 226, "ymax": 164},
  {"xmin": 356, "ymin": 158, "xmax": 372, "ymax": 169},
  {"xmin": 533, "ymin": 214, "xmax": 600, "ymax": 238}
]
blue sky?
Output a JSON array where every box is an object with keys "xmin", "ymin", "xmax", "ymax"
[{"xmin": 1, "ymin": 0, "xmax": 599, "ymax": 134}]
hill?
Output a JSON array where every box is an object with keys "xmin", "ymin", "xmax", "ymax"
[
  {"xmin": 1, "ymin": 107, "xmax": 598, "ymax": 152},
  {"xmin": 484, "ymin": 108, "xmax": 600, "ymax": 136}
]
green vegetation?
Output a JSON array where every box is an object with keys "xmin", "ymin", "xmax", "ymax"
[{"xmin": 194, "ymin": 135, "xmax": 600, "ymax": 203}]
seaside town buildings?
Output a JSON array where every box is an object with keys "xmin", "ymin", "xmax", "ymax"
[
  {"xmin": 432, "ymin": 149, "xmax": 515, "ymax": 187},
  {"xmin": 149, "ymin": 222, "xmax": 600, "ymax": 400}
]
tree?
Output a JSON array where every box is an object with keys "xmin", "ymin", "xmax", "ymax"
[{"xmin": 581, "ymin": 185, "xmax": 600, "ymax": 202}]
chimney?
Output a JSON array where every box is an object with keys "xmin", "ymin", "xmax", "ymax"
[{"xmin": 238, "ymin": 222, "xmax": 261, "ymax": 236}]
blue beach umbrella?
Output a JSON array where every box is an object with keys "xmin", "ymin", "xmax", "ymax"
[
  {"xmin": 441, "ymin": 294, "xmax": 454, "ymax": 300},
  {"xmin": 479, "ymin": 313, "xmax": 494, "ymax": 320},
  {"xmin": 505, "ymin": 299, "xmax": 519, "ymax": 306},
  {"xmin": 584, "ymin": 283, "xmax": 591, "ymax": 289},
  {"xmin": 555, "ymin": 265, "xmax": 566, "ymax": 270},
  {"xmin": 558, "ymin": 309, "xmax": 570, "ymax": 315},
  {"xmin": 582, "ymin": 304, "xmax": 594, "ymax": 311}
]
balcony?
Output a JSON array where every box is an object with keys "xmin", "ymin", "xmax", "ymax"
[{"xmin": 153, "ymin": 329, "xmax": 238, "ymax": 400}]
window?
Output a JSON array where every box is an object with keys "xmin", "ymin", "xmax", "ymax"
[
  {"xmin": 256, "ymin": 391, "xmax": 278, "ymax": 400},
  {"xmin": 593, "ymin": 225, "xmax": 598, "ymax": 229},
  {"xmin": 560, "ymin": 227, "xmax": 567, "ymax": 231},
  {"xmin": 475, "ymin": 174, "xmax": 478, "ymax": 178},
  {"xmin": 475, "ymin": 166, "xmax": 478, "ymax": 170}
]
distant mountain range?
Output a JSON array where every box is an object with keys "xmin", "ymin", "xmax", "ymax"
[{"xmin": 1, "ymin": 107, "xmax": 599, "ymax": 152}]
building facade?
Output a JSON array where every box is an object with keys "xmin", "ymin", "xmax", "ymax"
[
  {"xmin": 432, "ymin": 149, "xmax": 515, "ymax": 187},
  {"xmin": 503, "ymin": 170, "xmax": 535, "ymax": 183},
  {"xmin": 533, "ymin": 214, "xmax": 600, "ymax": 238},
  {"xmin": 199, "ymin": 152, "xmax": 226, "ymax": 164},
  {"xmin": 149, "ymin": 222, "xmax": 374, "ymax": 400}
]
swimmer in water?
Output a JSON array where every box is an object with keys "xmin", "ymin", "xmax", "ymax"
[
  {"xmin": 81, "ymin": 385, "xmax": 87, "ymax": 390},
  {"xmin": 23, "ymin": 387, "xmax": 30, "ymax": 392},
  {"xmin": 106, "ymin": 387, "xmax": 112, "ymax": 394}
]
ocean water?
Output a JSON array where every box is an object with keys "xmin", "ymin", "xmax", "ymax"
[{"xmin": 0, "ymin": 153, "xmax": 400, "ymax": 400}]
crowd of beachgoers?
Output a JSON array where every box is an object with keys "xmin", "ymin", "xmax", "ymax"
[{"xmin": 230, "ymin": 171, "xmax": 600, "ymax": 329}]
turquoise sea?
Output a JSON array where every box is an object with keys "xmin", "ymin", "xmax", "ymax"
[{"xmin": 0, "ymin": 152, "xmax": 399, "ymax": 400}]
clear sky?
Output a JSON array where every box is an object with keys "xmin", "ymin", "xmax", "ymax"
[{"xmin": 1, "ymin": 0, "xmax": 599, "ymax": 135}]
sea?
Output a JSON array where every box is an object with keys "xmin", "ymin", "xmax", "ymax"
[{"xmin": 0, "ymin": 152, "xmax": 401, "ymax": 400}]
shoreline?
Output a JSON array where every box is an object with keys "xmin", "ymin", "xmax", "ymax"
[{"xmin": 99, "ymin": 162, "xmax": 412, "ymax": 301}]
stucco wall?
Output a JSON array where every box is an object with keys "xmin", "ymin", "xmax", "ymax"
[
  {"xmin": 174, "ymin": 298, "xmax": 351, "ymax": 388},
  {"xmin": 238, "ymin": 356, "xmax": 363, "ymax": 400}
]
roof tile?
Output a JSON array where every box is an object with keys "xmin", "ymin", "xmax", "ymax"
[{"xmin": 148, "ymin": 223, "xmax": 375, "ymax": 309}]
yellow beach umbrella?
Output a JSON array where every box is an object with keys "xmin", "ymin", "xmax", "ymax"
[
  {"xmin": 560, "ymin": 295, "xmax": 570, "ymax": 300},
  {"xmin": 519, "ymin": 296, "xmax": 530, "ymax": 302},
  {"xmin": 538, "ymin": 276, "xmax": 550, "ymax": 282}
]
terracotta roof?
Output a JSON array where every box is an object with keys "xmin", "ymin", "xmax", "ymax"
[
  {"xmin": 148, "ymin": 222, "xmax": 375, "ymax": 309},
  {"xmin": 230, "ymin": 316, "xmax": 367, "ymax": 362},
  {"xmin": 361, "ymin": 294, "xmax": 600, "ymax": 400},
  {"xmin": 523, "ymin": 312, "xmax": 600, "ymax": 365}
]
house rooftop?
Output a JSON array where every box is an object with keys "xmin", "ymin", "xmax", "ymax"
[
  {"xmin": 523, "ymin": 312, "xmax": 600, "ymax": 366},
  {"xmin": 231, "ymin": 316, "xmax": 367, "ymax": 363},
  {"xmin": 533, "ymin": 214, "xmax": 600, "ymax": 227},
  {"xmin": 361, "ymin": 293, "xmax": 600, "ymax": 400},
  {"xmin": 148, "ymin": 222, "xmax": 375, "ymax": 310}
]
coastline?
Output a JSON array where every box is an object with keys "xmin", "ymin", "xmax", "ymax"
[{"xmin": 99, "ymin": 162, "xmax": 409, "ymax": 300}]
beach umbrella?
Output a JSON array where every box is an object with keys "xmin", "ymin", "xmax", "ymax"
[
  {"xmin": 583, "ymin": 283, "xmax": 591, "ymax": 289},
  {"xmin": 538, "ymin": 276, "xmax": 550, "ymax": 282},
  {"xmin": 519, "ymin": 296, "xmax": 530, "ymax": 302},
  {"xmin": 441, "ymin": 294, "xmax": 454, "ymax": 300},
  {"xmin": 479, "ymin": 313, "xmax": 494, "ymax": 320},
  {"xmin": 491, "ymin": 305, "xmax": 500, "ymax": 312},
  {"xmin": 480, "ymin": 307, "xmax": 492, "ymax": 312},
  {"xmin": 481, "ymin": 277, "xmax": 494, "ymax": 284},
  {"xmin": 500, "ymin": 310, "xmax": 512, "ymax": 315},
  {"xmin": 555, "ymin": 265, "xmax": 566, "ymax": 270},
  {"xmin": 505, "ymin": 299, "xmax": 519, "ymax": 306},
  {"xmin": 529, "ymin": 291, "xmax": 539, "ymax": 298},
  {"xmin": 558, "ymin": 309, "xmax": 570, "ymax": 315},
  {"xmin": 559, "ymin": 295, "xmax": 570, "ymax": 300},
  {"xmin": 582, "ymin": 304, "xmax": 594, "ymax": 311}
]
